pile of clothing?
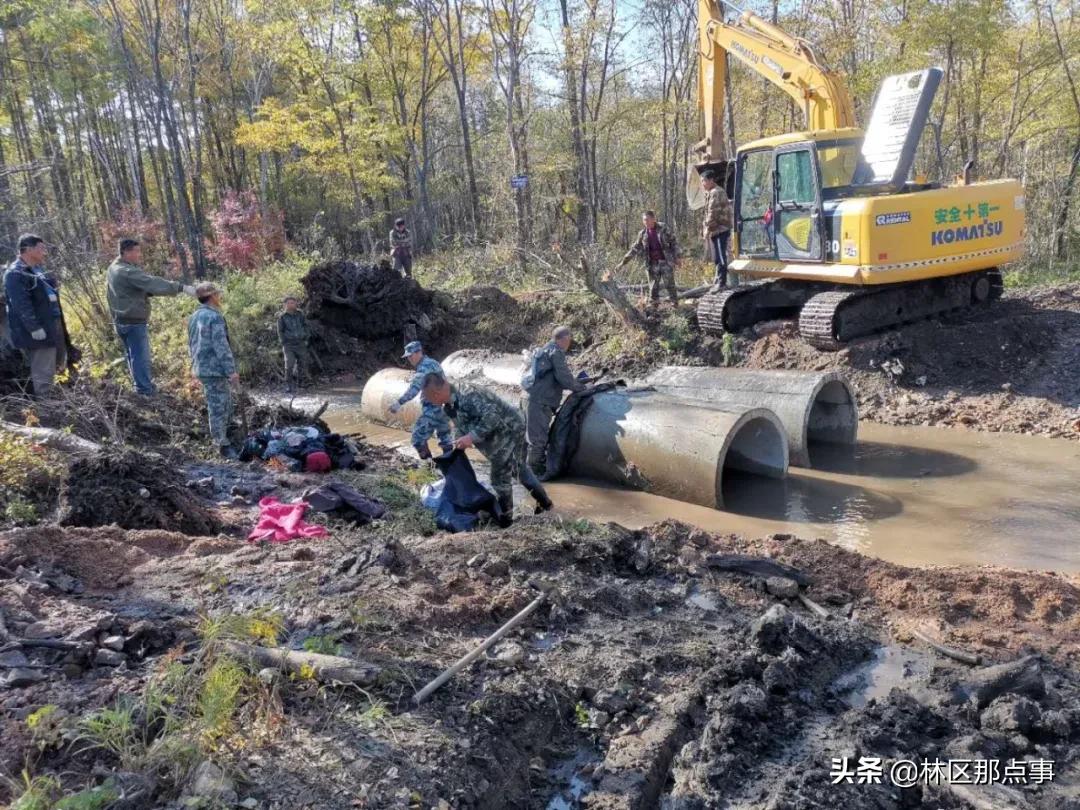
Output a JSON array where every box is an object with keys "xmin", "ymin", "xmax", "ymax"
[{"xmin": 239, "ymin": 425, "xmax": 363, "ymax": 473}]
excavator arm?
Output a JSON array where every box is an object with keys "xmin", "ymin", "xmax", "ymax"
[{"xmin": 696, "ymin": 0, "xmax": 856, "ymax": 163}]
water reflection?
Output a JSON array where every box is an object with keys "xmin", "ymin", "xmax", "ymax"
[
  {"xmin": 809, "ymin": 440, "xmax": 978, "ymax": 478},
  {"xmin": 722, "ymin": 470, "xmax": 903, "ymax": 525}
]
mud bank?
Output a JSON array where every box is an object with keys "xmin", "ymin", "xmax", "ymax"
[{"xmin": 2, "ymin": 513, "xmax": 1079, "ymax": 809}]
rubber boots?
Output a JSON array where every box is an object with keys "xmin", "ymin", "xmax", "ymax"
[
  {"xmin": 496, "ymin": 494, "xmax": 514, "ymax": 528},
  {"xmin": 413, "ymin": 443, "xmax": 432, "ymax": 460},
  {"xmin": 529, "ymin": 482, "xmax": 554, "ymax": 514}
]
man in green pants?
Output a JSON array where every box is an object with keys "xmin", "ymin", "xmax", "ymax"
[{"xmin": 187, "ymin": 282, "xmax": 239, "ymax": 459}]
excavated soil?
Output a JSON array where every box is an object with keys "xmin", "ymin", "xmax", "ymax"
[
  {"xmin": 57, "ymin": 450, "xmax": 224, "ymax": 535},
  {"xmin": 2, "ymin": 506, "xmax": 1078, "ymax": 808},
  {"xmin": 720, "ymin": 283, "xmax": 1080, "ymax": 440}
]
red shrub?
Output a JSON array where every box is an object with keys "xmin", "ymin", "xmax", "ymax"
[
  {"xmin": 206, "ymin": 191, "xmax": 286, "ymax": 272},
  {"xmin": 98, "ymin": 205, "xmax": 177, "ymax": 275}
]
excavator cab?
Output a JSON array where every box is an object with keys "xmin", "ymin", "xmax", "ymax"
[{"xmin": 734, "ymin": 133, "xmax": 863, "ymax": 264}]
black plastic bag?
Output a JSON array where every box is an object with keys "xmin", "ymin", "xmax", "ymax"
[{"xmin": 432, "ymin": 449, "xmax": 503, "ymax": 532}]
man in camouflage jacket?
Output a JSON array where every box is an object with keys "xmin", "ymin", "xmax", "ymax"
[
  {"xmin": 701, "ymin": 170, "xmax": 734, "ymax": 287},
  {"xmin": 188, "ymin": 282, "xmax": 239, "ymax": 459},
  {"xmin": 422, "ymin": 373, "xmax": 553, "ymax": 521},
  {"xmin": 389, "ymin": 339, "xmax": 452, "ymax": 459},
  {"xmin": 617, "ymin": 210, "xmax": 680, "ymax": 304}
]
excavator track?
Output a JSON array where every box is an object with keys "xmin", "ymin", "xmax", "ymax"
[
  {"xmin": 798, "ymin": 268, "xmax": 1003, "ymax": 350},
  {"xmin": 696, "ymin": 287, "xmax": 758, "ymax": 335},
  {"xmin": 696, "ymin": 281, "xmax": 822, "ymax": 336}
]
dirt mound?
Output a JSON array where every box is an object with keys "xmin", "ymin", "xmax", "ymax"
[
  {"xmin": 302, "ymin": 260, "xmax": 452, "ymax": 342},
  {"xmin": 246, "ymin": 400, "xmax": 330, "ymax": 433},
  {"xmin": 692, "ymin": 527, "xmax": 1080, "ymax": 664},
  {"xmin": 0, "ymin": 525, "xmax": 200, "ymax": 589},
  {"xmin": 727, "ymin": 282, "xmax": 1080, "ymax": 439},
  {"xmin": 57, "ymin": 450, "xmax": 222, "ymax": 535}
]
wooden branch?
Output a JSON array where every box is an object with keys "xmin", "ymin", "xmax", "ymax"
[
  {"xmin": 0, "ymin": 421, "xmax": 102, "ymax": 455},
  {"xmin": 415, "ymin": 591, "xmax": 548, "ymax": 704},
  {"xmin": 221, "ymin": 641, "xmax": 380, "ymax": 687},
  {"xmin": 574, "ymin": 251, "xmax": 646, "ymax": 330},
  {"xmin": 912, "ymin": 627, "xmax": 981, "ymax": 666}
]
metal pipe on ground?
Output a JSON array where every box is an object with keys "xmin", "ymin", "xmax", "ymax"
[
  {"xmin": 360, "ymin": 367, "xmax": 789, "ymax": 510},
  {"xmin": 643, "ymin": 366, "xmax": 858, "ymax": 467}
]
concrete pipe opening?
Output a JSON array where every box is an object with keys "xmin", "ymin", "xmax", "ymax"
[
  {"xmin": 807, "ymin": 378, "xmax": 859, "ymax": 446},
  {"xmin": 568, "ymin": 392, "xmax": 788, "ymax": 510},
  {"xmin": 721, "ymin": 413, "xmax": 788, "ymax": 481},
  {"xmin": 644, "ymin": 366, "xmax": 858, "ymax": 468}
]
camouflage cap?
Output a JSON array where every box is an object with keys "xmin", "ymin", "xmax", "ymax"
[
  {"xmin": 402, "ymin": 340, "xmax": 423, "ymax": 358},
  {"xmin": 194, "ymin": 282, "xmax": 221, "ymax": 299}
]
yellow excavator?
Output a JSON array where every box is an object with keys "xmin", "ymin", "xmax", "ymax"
[{"xmin": 692, "ymin": 0, "xmax": 1025, "ymax": 348}]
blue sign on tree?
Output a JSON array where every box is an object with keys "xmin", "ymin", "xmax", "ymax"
[{"xmin": 510, "ymin": 174, "xmax": 528, "ymax": 190}]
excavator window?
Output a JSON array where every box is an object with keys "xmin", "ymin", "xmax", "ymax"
[
  {"xmin": 774, "ymin": 146, "xmax": 824, "ymax": 260},
  {"xmin": 736, "ymin": 149, "xmax": 775, "ymax": 256},
  {"xmin": 817, "ymin": 139, "xmax": 862, "ymax": 191}
]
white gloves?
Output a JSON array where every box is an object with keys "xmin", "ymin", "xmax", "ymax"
[
  {"xmin": 183, "ymin": 285, "xmax": 197, "ymax": 296},
  {"xmin": 30, "ymin": 329, "xmax": 46, "ymax": 341},
  {"xmin": 389, "ymin": 402, "xmax": 401, "ymax": 414}
]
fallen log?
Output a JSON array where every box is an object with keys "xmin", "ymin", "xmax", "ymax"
[
  {"xmin": 0, "ymin": 421, "xmax": 101, "ymax": 455},
  {"xmin": 703, "ymin": 554, "xmax": 810, "ymax": 586},
  {"xmin": 221, "ymin": 641, "xmax": 380, "ymax": 687},
  {"xmin": 950, "ymin": 654, "xmax": 1044, "ymax": 709}
]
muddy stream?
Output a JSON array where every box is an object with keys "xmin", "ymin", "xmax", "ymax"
[{"xmin": 284, "ymin": 384, "xmax": 1080, "ymax": 573}]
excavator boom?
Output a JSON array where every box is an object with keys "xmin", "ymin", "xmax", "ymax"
[{"xmin": 697, "ymin": 0, "xmax": 856, "ymax": 162}]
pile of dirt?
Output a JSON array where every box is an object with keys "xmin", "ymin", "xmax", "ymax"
[
  {"xmin": 3, "ymin": 512, "xmax": 1080, "ymax": 808},
  {"xmin": 302, "ymin": 260, "xmax": 453, "ymax": 343},
  {"xmin": 245, "ymin": 399, "xmax": 330, "ymax": 434},
  {"xmin": 722, "ymin": 283, "xmax": 1080, "ymax": 439},
  {"xmin": 57, "ymin": 450, "xmax": 223, "ymax": 535},
  {"xmin": 0, "ymin": 525, "xmax": 199, "ymax": 589}
]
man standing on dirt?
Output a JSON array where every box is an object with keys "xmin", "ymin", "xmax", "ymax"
[
  {"xmin": 106, "ymin": 238, "xmax": 196, "ymax": 396},
  {"xmin": 389, "ymin": 217, "xmax": 414, "ymax": 278},
  {"xmin": 522, "ymin": 326, "xmax": 586, "ymax": 476},
  {"xmin": 616, "ymin": 210, "xmax": 680, "ymax": 305},
  {"xmin": 422, "ymin": 372, "xmax": 553, "ymax": 521},
  {"xmin": 188, "ymin": 282, "xmax": 239, "ymax": 460},
  {"xmin": 3, "ymin": 234, "xmax": 67, "ymax": 397},
  {"xmin": 277, "ymin": 295, "xmax": 310, "ymax": 394},
  {"xmin": 701, "ymin": 170, "xmax": 733, "ymax": 289},
  {"xmin": 389, "ymin": 340, "xmax": 453, "ymax": 459}
]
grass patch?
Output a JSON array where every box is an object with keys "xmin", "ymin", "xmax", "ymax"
[{"xmin": 302, "ymin": 634, "xmax": 342, "ymax": 656}]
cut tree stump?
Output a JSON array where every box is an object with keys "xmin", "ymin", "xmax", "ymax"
[{"xmin": 575, "ymin": 252, "xmax": 647, "ymax": 331}]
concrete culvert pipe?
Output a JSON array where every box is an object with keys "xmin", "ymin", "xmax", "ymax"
[
  {"xmin": 643, "ymin": 367, "xmax": 858, "ymax": 467},
  {"xmin": 360, "ymin": 367, "xmax": 520, "ymax": 429},
  {"xmin": 567, "ymin": 390, "xmax": 788, "ymax": 509},
  {"xmin": 441, "ymin": 349, "xmax": 525, "ymax": 388},
  {"xmin": 360, "ymin": 369, "xmax": 424, "ymax": 430}
]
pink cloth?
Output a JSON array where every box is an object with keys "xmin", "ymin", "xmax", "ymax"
[{"xmin": 248, "ymin": 497, "xmax": 329, "ymax": 543}]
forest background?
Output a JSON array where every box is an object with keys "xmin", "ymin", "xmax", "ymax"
[{"xmin": 0, "ymin": 0, "xmax": 1076, "ymax": 330}]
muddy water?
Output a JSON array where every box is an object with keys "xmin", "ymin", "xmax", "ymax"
[{"xmin": 291, "ymin": 386, "xmax": 1080, "ymax": 573}]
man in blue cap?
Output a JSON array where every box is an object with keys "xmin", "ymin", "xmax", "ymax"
[{"xmin": 389, "ymin": 340, "xmax": 453, "ymax": 459}]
